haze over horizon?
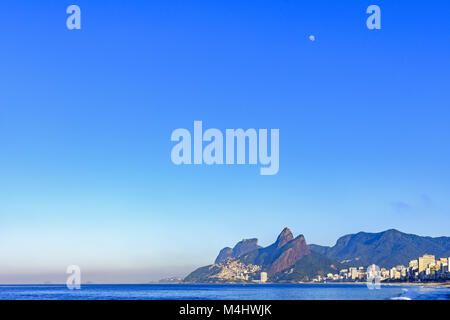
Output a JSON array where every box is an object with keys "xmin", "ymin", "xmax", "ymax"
[
  {"xmin": 1, "ymin": 0, "xmax": 449, "ymax": 283},
  {"xmin": 1, "ymin": 227, "xmax": 449, "ymax": 284}
]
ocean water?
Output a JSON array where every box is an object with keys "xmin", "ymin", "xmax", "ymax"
[{"xmin": 0, "ymin": 284, "xmax": 448, "ymax": 300}]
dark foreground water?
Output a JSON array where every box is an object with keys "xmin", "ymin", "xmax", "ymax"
[{"xmin": 0, "ymin": 284, "xmax": 448, "ymax": 300}]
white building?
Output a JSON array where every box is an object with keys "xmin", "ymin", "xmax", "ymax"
[{"xmin": 260, "ymin": 272, "xmax": 268, "ymax": 283}]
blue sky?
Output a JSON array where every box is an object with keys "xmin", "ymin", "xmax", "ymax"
[{"xmin": 0, "ymin": 0, "xmax": 449, "ymax": 283}]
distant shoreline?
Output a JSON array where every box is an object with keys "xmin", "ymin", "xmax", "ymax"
[
  {"xmin": 381, "ymin": 281, "xmax": 450, "ymax": 288},
  {"xmin": 181, "ymin": 281, "xmax": 450, "ymax": 288}
]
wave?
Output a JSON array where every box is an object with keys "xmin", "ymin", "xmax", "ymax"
[
  {"xmin": 390, "ymin": 296, "xmax": 412, "ymax": 300},
  {"xmin": 391, "ymin": 286, "xmax": 450, "ymax": 300}
]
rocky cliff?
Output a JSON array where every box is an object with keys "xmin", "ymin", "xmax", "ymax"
[
  {"xmin": 215, "ymin": 238, "xmax": 261, "ymax": 264},
  {"xmin": 239, "ymin": 228, "xmax": 311, "ymax": 276},
  {"xmin": 185, "ymin": 227, "xmax": 328, "ymax": 283}
]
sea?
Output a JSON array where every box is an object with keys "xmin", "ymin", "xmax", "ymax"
[{"xmin": 0, "ymin": 283, "xmax": 449, "ymax": 300}]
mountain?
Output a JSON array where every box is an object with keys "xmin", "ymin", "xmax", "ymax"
[
  {"xmin": 239, "ymin": 228, "xmax": 311, "ymax": 276},
  {"xmin": 271, "ymin": 251, "xmax": 341, "ymax": 282},
  {"xmin": 185, "ymin": 228, "xmax": 450, "ymax": 283},
  {"xmin": 309, "ymin": 229, "xmax": 450, "ymax": 268},
  {"xmin": 184, "ymin": 259, "xmax": 261, "ymax": 283},
  {"xmin": 215, "ymin": 238, "xmax": 261, "ymax": 264},
  {"xmin": 185, "ymin": 227, "xmax": 339, "ymax": 283},
  {"xmin": 308, "ymin": 244, "xmax": 329, "ymax": 256}
]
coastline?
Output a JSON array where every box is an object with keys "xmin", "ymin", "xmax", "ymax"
[
  {"xmin": 182, "ymin": 281, "xmax": 450, "ymax": 289},
  {"xmin": 2, "ymin": 281, "xmax": 449, "ymax": 289},
  {"xmin": 382, "ymin": 281, "xmax": 450, "ymax": 288},
  {"xmin": 304, "ymin": 281, "xmax": 450, "ymax": 289}
]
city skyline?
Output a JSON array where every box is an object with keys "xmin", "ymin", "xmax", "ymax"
[
  {"xmin": 313, "ymin": 254, "xmax": 450, "ymax": 284},
  {"xmin": 1, "ymin": 0, "xmax": 450, "ymax": 283}
]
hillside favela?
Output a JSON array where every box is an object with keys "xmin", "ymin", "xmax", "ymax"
[{"xmin": 184, "ymin": 228, "xmax": 450, "ymax": 285}]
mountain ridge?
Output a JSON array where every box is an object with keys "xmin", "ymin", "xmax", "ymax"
[
  {"xmin": 215, "ymin": 238, "xmax": 261, "ymax": 264},
  {"xmin": 185, "ymin": 227, "xmax": 338, "ymax": 283},
  {"xmin": 309, "ymin": 229, "xmax": 450, "ymax": 268}
]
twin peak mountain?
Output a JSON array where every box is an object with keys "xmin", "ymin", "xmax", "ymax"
[
  {"xmin": 184, "ymin": 228, "xmax": 336, "ymax": 283},
  {"xmin": 215, "ymin": 227, "xmax": 310, "ymax": 275}
]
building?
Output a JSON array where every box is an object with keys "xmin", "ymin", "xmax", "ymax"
[
  {"xmin": 409, "ymin": 260, "xmax": 418, "ymax": 270},
  {"xmin": 312, "ymin": 254, "xmax": 450, "ymax": 284},
  {"xmin": 390, "ymin": 267, "xmax": 400, "ymax": 279},
  {"xmin": 442, "ymin": 263, "xmax": 449, "ymax": 273},
  {"xmin": 380, "ymin": 268, "xmax": 390, "ymax": 280},
  {"xmin": 349, "ymin": 267, "xmax": 358, "ymax": 280},
  {"xmin": 419, "ymin": 254, "xmax": 435, "ymax": 273},
  {"xmin": 260, "ymin": 272, "xmax": 267, "ymax": 283},
  {"xmin": 339, "ymin": 269, "xmax": 348, "ymax": 280},
  {"xmin": 367, "ymin": 264, "xmax": 379, "ymax": 279}
]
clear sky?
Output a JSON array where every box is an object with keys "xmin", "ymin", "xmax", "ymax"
[{"xmin": 0, "ymin": 0, "xmax": 449, "ymax": 283}]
